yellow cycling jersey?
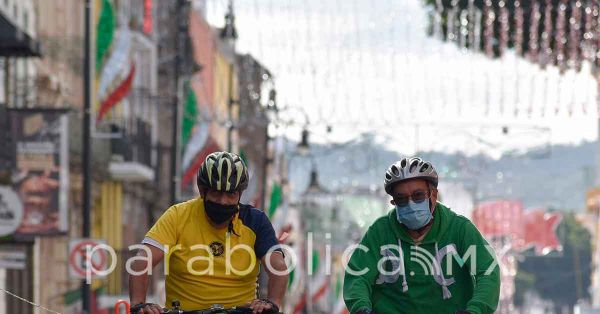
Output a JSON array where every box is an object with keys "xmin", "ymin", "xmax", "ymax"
[{"xmin": 143, "ymin": 197, "xmax": 280, "ymax": 310}]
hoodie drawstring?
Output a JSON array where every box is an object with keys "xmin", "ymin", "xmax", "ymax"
[
  {"xmin": 434, "ymin": 242, "xmax": 453, "ymax": 300},
  {"xmin": 398, "ymin": 239, "xmax": 408, "ymax": 292},
  {"xmin": 385, "ymin": 239, "xmax": 453, "ymax": 299}
]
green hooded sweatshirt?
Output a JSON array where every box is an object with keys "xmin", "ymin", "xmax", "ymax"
[{"xmin": 344, "ymin": 202, "xmax": 500, "ymax": 314}]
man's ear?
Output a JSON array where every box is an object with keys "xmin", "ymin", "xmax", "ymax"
[
  {"xmin": 390, "ymin": 199, "xmax": 395, "ymax": 205},
  {"xmin": 431, "ymin": 188, "xmax": 439, "ymax": 204}
]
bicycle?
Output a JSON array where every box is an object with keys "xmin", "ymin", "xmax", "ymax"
[{"xmin": 126, "ymin": 300, "xmax": 283, "ymax": 314}]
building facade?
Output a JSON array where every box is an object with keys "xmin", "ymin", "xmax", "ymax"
[{"xmin": 0, "ymin": 1, "xmax": 279, "ymax": 312}]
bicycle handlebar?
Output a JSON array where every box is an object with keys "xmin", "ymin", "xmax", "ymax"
[
  {"xmin": 132, "ymin": 305, "xmax": 282, "ymax": 314},
  {"xmin": 161, "ymin": 306, "xmax": 253, "ymax": 314},
  {"xmin": 129, "ymin": 300, "xmax": 282, "ymax": 314}
]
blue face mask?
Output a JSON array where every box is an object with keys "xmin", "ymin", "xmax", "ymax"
[{"xmin": 395, "ymin": 200, "xmax": 433, "ymax": 230}]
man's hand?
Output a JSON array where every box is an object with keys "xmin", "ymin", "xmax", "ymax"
[
  {"xmin": 130, "ymin": 303, "xmax": 163, "ymax": 314},
  {"xmin": 248, "ymin": 299, "xmax": 279, "ymax": 314}
]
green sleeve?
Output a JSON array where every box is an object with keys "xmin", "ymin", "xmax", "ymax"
[
  {"xmin": 343, "ymin": 224, "xmax": 383, "ymax": 314},
  {"xmin": 460, "ymin": 220, "xmax": 501, "ymax": 314}
]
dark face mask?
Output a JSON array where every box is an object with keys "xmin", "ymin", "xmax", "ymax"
[{"xmin": 204, "ymin": 199, "xmax": 239, "ymax": 225}]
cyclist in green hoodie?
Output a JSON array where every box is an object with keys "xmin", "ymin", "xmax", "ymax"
[{"xmin": 344, "ymin": 157, "xmax": 500, "ymax": 314}]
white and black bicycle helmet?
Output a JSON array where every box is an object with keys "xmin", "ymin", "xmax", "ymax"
[
  {"xmin": 384, "ymin": 157, "xmax": 438, "ymax": 194},
  {"xmin": 197, "ymin": 152, "xmax": 249, "ymax": 192}
]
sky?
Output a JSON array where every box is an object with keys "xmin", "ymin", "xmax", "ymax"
[{"xmin": 200, "ymin": 0, "xmax": 599, "ymax": 158}]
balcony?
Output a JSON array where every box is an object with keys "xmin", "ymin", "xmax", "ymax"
[{"xmin": 109, "ymin": 118, "xmax": 155, "ymax": 182}]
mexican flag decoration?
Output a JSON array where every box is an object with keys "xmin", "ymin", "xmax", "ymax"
[
  {"xmin": 268, "ymin": 182, "xmax": 283, "ymax": 219},
  {"xmin": 181, "ymin": 84, "xmax": 213, "ymax": 188},
  {"xmin": 95, "ymin": 0, "xmax": 136, "ymax": 123},
  {"xmin": 96, "ymin": 0, "xmax": 115, "ymax": 72}
]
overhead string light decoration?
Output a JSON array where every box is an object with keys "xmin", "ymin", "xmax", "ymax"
[
  {"xmin": 329, "ymin": 0, "xmax": 339, "ymax": 125},
  {"xmin": 540, "ymin": 0, "xmax": 554, "ymax": 68},
  {"xmin": 390, "ymin": 8, "xmax": 400, "ymax": 119},
  {"xmin": 433, "ymin": 0, "xmax": 445, "ymax": 41},
  {"xmin": 582, "ymin": 1, "xmax": 595, "ymax": 115},
  {"xmin": 483, "ymin": 0, "xmax": 495, "ymax": 58},
  {"xmin": 304, "ymin": 0, "xmax": 319, "ymax": 125},
  {"xmin": 483, "ymin": 0, "xmax": 494, "ymax": 116},
  {"xmin": 526, "ymin": 0, "xmax": 542, "ymax": 117},
  {"xmin": 597, "ymin": 2, "xmax": 600, "ymax": 118},
  {"xmin": 352, "ymin": 0, "xmax": 364, "ymax": 124},
  {"xmin": 568, "ymin": 1, "xmax": 583, "ymax": 72},
  {"xmin": 528, "ymin": 0, "xmax": 542, "ymax": 63},
  {"xmin": 432, "ymin": 0, "xmax": 446, "ymax": 118},
  {"xmin": 450, "ymin": 0, "xmax": 462, "ymax": 116},
  {"xmin": 539, "ymin": 0, "xmax": 551, "ymax": 119},
  {"xmin": 498, "ymin": 1, "xmax": 509, "ymax": 56},
  {"xmin": 498, "ymin": 0, "xmax": 509, "ymax": 116},
  {"xmin": 594, "ymin": 2, "xmax": 600, "ymax": 71},
  {"xmin": 554, "ymin": 0, "xmax": 568, "ymax": 115},
  {"xmin": 567, "ymin": 1, "xmax": 582, "ymax": 117},
  {"xmin": 321, "ymin": 0, "xmax": 337, "ymax": 127},
  {"xmin": 469, "ymin": 0, "xmax": 482, "ymax": 53},
  {"xmin": 514, "ymin": 1, "xmax": 524, "ymax": 56},
  {"xmin": 467, "ymin": 0, "xmax": 480, "ymax": 115},
  {"xmin": 582, "ymin": 1, "xmax": 595, "ymax": 64},
  {"xmin": 204, "ymin": 0, "xmax": 600, "ymax": 131},
  {"xmin": 447, "ymin": 0, "xmax": 459, "ymax": 43},
  {"xmin": 554, "ymin": 0, "xmax": 568, "ymax": 71},
  {"xmin": 458, "ymin": 8, "xmax": 469, "ymax": 116},
  {"xmin": 459, "ymin": 9, "xmax": 469, "ymax": 51},
  {"xmin": 514, "ymin": 1, "xmax": 524, "ymax": 117}
]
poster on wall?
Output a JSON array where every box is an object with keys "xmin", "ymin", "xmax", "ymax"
[{"xmin": 4, "ymin": 109, "xmax": 69, "ymax": 240}]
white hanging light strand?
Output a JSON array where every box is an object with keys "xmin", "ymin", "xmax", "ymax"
[{"xmin": 0, "ymin": 288, "xmax": 62, "ymax": 314}]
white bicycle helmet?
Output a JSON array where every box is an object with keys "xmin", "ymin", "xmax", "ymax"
[{"xmin": 384, "ymin": 157, "xmax": 438, "ymax": 194}]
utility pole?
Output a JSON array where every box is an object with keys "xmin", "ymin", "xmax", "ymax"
[
  {"xmin": 170, "ymin": 0, "xmax": 185, "ymax": 204},
  {"xmin": 592, "ymin": 80, "xmax": 600, "ymax": 307},
  {"xmin": 81, "ymin": 0, "xmax": 92, "ymax": 312},
  {"xmin": 222, "ymin": 0, "xmax": 237, "ymax": 152}
]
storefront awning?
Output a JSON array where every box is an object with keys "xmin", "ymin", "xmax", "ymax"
[{"xmin": 0, "ymin": 10, "xmax": 42, "ymax": 57}]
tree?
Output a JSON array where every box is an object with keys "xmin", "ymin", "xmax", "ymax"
[{"xmin": 514, "ymin": 213, "xmax": 592, "ymax": 313}]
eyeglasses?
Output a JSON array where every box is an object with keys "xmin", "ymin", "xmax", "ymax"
[{"xmin": 392, "ymin": 190, "xmax": 431, "ymax": 207}]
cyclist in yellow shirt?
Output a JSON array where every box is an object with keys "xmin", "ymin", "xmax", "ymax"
[{"xmin": 129, "ymin": 152, "xmax": 288, "ymax": 314}]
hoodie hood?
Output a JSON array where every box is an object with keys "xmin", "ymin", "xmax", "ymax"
[{"xmin": 388, "ymin": 202, "xmax": 455, "ymax": 244}]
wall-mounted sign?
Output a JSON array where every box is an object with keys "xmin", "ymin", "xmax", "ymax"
[
  {"xmin": 8, "ymin": 109, "xmax": 69, "ymax": 240},
  {"xmin": 0, "ymin": 186, "xmax": 23, "ymax": 237}
]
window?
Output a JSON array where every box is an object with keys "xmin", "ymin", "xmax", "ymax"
[
  {"xmin": 0, "ymin": 59, "xmax": 5, "ymax": 105},
  {"xmin": 23, "ymin": 11, "xmax": 28, "ymax": 32}
]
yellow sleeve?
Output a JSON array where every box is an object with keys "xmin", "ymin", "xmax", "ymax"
[{"xmin": 145, "ymin": 205, "xmax": 179, "ymax": 247}]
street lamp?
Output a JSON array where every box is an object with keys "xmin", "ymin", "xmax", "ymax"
[
  {"xmin": 220, "ymin": 0, "xmax": 238, "ymax": 41},
  {"xmin": 267, "ymin": 104, "xmax": 311, "ymax": 156},
  {"xmin": 267, "ymin": 89, "xmax": 277, "ymax": 112},
  {"xmin": 297, "ymin": 128, "xmax": 310, "ymax": 156}
]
